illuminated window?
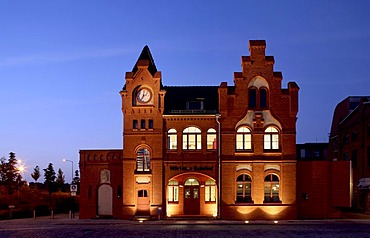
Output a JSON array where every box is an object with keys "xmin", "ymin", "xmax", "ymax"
[
  {"xmin": 184, "ymin": 178, "xmax": 199, "ymax": 186},
  {"xmin": 168, "ymin": 180, "xmax": 179, "ymax": 202},
  {"xmin": 236, "ymin": 174, "xmax": 252, "ymax": 203},
  {"xmin": 136, "ymin": 148, "xmax": 150, "ymax": 172},
  {"xmin": 205, "ymin": 180, "xmax": 216, "ymax": 202},
  {"xmin": 264, "ymin": 126, "xmax": 279, "ymax": 150},
  {"xmin": 236, "ymin": 126, "xmax": 252, "ymax": 150},
  {"xmin": 182, "ymin": 127, "xmax": 201, "ymax": 150},
  {"xmin": 167, "ymin": 129, "xmax": 177, "ymax": 150},
  {"xmin": 264, "ymin": 174, "xmax": 280, "ymax": 203},
  {"xmin": 207, "ymin": 128, "xmax": 217, "ymax": 150}
]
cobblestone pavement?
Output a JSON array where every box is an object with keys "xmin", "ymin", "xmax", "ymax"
[{"xmin": 1, "ymin": 216, "xmax": 370, "ymax": 238}]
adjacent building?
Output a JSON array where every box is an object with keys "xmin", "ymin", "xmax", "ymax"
[{"xmin": 328, "ymin": 96, "xmax": 370, "ymax": 213}]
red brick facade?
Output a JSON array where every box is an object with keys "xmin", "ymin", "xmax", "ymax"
[
  {"xmin": 79, "ymin": 40, "xmax": 351, "ymax": 220},
  {"xmin": 328, "ymin": 97, "xmax": 370, "ymax": 213}
]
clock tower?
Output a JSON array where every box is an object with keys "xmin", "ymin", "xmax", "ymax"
[{"xmin": 120, "ymin": 46, "xmax": 165, "ymax": 218}]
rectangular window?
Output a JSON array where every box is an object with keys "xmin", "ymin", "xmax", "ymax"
[
  {"xmin": 244, "ymin": 134, "xmax": 252, "ymax": 150},
  {"xmin": 133, "ymin": 120, "xmax": 138, "ymax": 129},
  {"xmin": 141, "ymin": 119, "xmax": 146, "ymax": 129},
  {"xmin": 264, "ymin": 134, "xmax": 271, "ymax": 149},
  {"xmin": 148, "ymin": 119, "xmax": 153, "ymax": 129},
  {"xmin": 196, "ymin": 134, "xmax": 202, "ymax": 150},
  {"xmin": 272, "ymin": 134, "xmax": 279, "ymax": 149},
  {"xmin": 260, "ymin": 89, "xmax": 267, "ymax": 108},
  {"xmin": 207, "ymin": 134, "xmax": 217, "ymax": 149},
  {"xmin": 182, "ymin": 135, "xmax": 188, "ymax": 150},
  {"xmin": 168, "ymin": 134, "xmax": 177, "ymax": 150},
  {"xmin": 248, "ymin": 89, "xmax": 256, "ymax": 108},
  {"xmin": 168, "ymin": 186, "xmax": 179, "ymax": 202},
  {"xmin": 300, "ymin": 149, "xmax": 305, "ymax": 158},
  {"xmin": 343, "ymin": 152, "xmax": 349, "ymax": 161},
  {"xmin": 236, "ymin": 134, "xmax": 244, "ymax": 150},
  {"xmin": 205, "ymin": 186, "xmax": 216, "ymax": 202}
]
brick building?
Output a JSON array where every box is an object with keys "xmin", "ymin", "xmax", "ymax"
[
  {"xmin": 79, "ymin": 40, "xmax": 351, "ymax": 220},
  {"xmin": 328, "ymin": 96, "xmax": 370, "ymax": 213}
]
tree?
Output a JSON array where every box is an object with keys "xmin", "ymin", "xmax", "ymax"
[
  {"xmin": 56, "ymin": 168, "xmax": 65, "ymax": 191},
  {"xmin": 43, "ymin": 163, "xmax": 56, "ymax": 194},
  {"xmin": 31, "ymin": 166, "xmax": 41, "ymax": 182},
  {"xmin": 0, "ymin": 152, "xmax": 24, "ymax": 196},
  {"xmin": 0, "ymin": 156, "xmax": 6, "ymax": 182}
]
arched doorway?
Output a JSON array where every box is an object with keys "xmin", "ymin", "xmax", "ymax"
[
  {"xmin": 98, "ymin": 184, "xmax": 112, "ymax": 216},
  {"xmin": 184, "ymin": 178, "xmax": 200, "ymax": 215}
]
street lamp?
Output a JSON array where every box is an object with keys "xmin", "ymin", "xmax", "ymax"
[{"xmin": 62, "ymin": 159, "xmax": 74, "ymax": 183}]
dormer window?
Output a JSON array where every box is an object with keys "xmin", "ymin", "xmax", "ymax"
[{"xmin": 186, "ymin": 98, "xmax": 204, "ymax": 110}]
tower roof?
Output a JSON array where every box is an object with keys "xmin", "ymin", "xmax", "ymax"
[{"xmin": 132, "ymin": 45, "xmax": 158, "ymax": 76}]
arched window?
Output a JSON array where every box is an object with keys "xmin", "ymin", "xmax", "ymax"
[
  {"xmin": 136, "ymin": 148, "xmax": 150, "ymax": 172},
  {"xmin": 207, "ymin": 128, "xmax": 217, "ymax": 150},
  {"xmin": 205, "ymin": 180, "xmax": 216, "ymax": 202},
  {"xmin": 264, "ymin": 126, "xmax": 279, "ymax": 150},
  {"xmin": 167, "ymin": 129, "xmax": 177, "ymax": 150},
  {"xmin": 236, "ymin": 174, "xmax": 252, "ymax": 203},
  {"xmin": 236, "ymin": 126, "xmax": 252, "ymax": 150},
  {"xmin": 184, "ymin": 178, "xmax": 199, "ymax": 186},
  {"xmin": 260, "ymin": 88, "xmax": 268, "ymax": 108},
  {"xmin": 264, "ymin": 174, "xmax": 280, "ymax": 202},
  {"xmin": 248, "ymin": 88, "xmax": 257, "ymax": 108},
  {"xmin": 168, "ymin": 180, "xmax": 179, "ymax": 202},
  {"xmin": 182, "ymin": 127, "xmax": 201, "ymax": 150}
]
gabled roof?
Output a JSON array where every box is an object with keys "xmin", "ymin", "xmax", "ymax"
[
  {"xmin": 132, "ymin": 45, "xmax": 158, "ymax": 76},
  {"xmin": 163, "ymin": 86, "xmax": 219, "ymax": 114}
]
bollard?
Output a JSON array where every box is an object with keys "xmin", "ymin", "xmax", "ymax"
[
  {"xmin": 34, "ymin": 210, "xmax": 36, "ymax": 219},
  {"xmin": 69, "ymin": 210, "xmax": 72, "ymax": 219},
  {"xmin": 51, "ymin": 210, "xmax": 54, "ymax": 219}
]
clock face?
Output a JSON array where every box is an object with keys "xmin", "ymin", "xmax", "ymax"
[{"xmin": 136, "ymin": 88, "xmax": 151, "ymax": 103}]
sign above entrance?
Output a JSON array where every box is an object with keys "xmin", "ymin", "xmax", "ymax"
[{"xmin": 170, "ymin": 165, "xmax": 213, "ymax": 171}]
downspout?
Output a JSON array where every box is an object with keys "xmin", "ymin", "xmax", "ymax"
[{"xmin": 215, "ymin": 114, "xmax": 221, "ymax": 219}]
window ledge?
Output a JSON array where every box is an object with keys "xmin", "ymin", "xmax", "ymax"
[{"xmin": 235, "ymin": 201, "xmax": 254, "ymax": 205}]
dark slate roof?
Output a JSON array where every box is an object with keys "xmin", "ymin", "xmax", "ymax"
[
  {"xmin": 163, "ymin": 86, "xmax": 219, "ymax": 114},
  {"xmin": 132, "ymin": 45, "xmax": 157, "ymax": 76}
]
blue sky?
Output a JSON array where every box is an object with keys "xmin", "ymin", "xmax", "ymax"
[{"xmin": 1, "ymin": 0, "xmax": 370, "ymax": 182}]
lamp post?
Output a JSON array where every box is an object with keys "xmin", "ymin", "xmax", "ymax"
[{"xmin": 62, "ymin": 159, "xmax": 74, "ymax": 183}]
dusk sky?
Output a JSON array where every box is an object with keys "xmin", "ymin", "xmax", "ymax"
[{"xmin": 1, "ymin": 1, "xmax": 370, "ymax": 182}]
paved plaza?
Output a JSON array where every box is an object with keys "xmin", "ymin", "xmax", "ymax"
[{"xmin": 1, "ymin": 215, "xmax": 370, "ymax": 238}]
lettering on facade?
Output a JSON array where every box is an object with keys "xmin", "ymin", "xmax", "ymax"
[{"xmin": 169, "ymin": 165, "xmax": 214, "ymax": 171}]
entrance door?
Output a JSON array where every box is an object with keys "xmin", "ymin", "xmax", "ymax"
[
  {"xmin": 137, "ymin": 189, "xmax": 150, "ymax": 215},
  {"xmin": 98, "ymin": 184, "xmax": 112, "ymax": 216},
  {"xmin": 184, "ymin": 178, "xmax": 200, "ymax": 215}
]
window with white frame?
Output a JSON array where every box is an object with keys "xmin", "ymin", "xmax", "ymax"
[
  {"xmin": 236, "ymin": 126, "xmax": 252, "ymax": 150},
  {"xmin": 168, "ymin": 180, "xmax": 179, "ymax": 202},
  {"xmin": 207, "ymin": 128, "xmax": 217, "ymax": 149},
  {"xmin": 264, "ymin": 174, "xmax": 280, "ymax": 202},
  {"xmin": 264, "ymin": 126, "xmax": 279, "ymax": 150},
  {"xmin": 236, "ymin": 174, "xmax": 252, "ymax": 203},
  {"xmin": 136, "ymin": 148, "xmax": 150, "ymax": 172},
  {"xmin": 182, "ymin": 127, "xmax": 201, "ymax": 150},
  {"xmin": 167, "ymin": 129, "xmax": 177, "ymax": 150},
  {"xmin": 205, "ymin": 180, "xmax": 216, "ymax": 202}
]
